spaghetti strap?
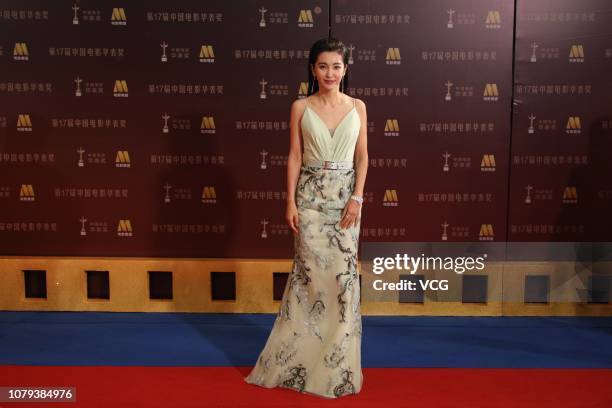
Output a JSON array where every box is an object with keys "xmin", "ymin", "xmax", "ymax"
[{"xmin": 352, "ymin": 97, "xmax": 355, "ymax": 108}]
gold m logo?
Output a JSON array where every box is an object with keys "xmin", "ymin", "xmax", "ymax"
[
  {"xmin": 485, "ymin": 11, "xmax": 501, "ymax": 27},
  {"xmin": 483, "ymin": 83, "xmax": 499, "ymax": 100},
  {"xmin": 19, "ymin": 184, "xmax": 35, "ymax": 201},
  {"xmin": 298, "ymin": 9, "xmax": 313, "ymax": 24},
  {"xmin": 563, "ymin": 187, "xmax": 578, "ymax": 202},
  {"xmin": 202, "ymin": 186, "xmax": 217, "ymax": 203},
  {"xmin": 113, "ymin": 80, "xmax": 128, "ymax": 93},
  {"xmin": 13, "ymin": 42, "xmax": 29, "ymax": 60},
  {"xmin": 115, "ymin": 150, "xmax": 131, "ymax": 167},
  {"xmin": 479, "ymin": 224, "xmax": 494, "ymax": 240},
  {"xmin": 201, "ymin": 116, "xmax": 216, "ymax": 129},
  {"xmin": 199, "ymin": 45, "xmax": 215, "ymax": 62},
  {"xmin": 386, "ymin": 48, "xmax": 401, "ymax": 61},
  {"xmin": 111, "ymin": 8, "xmax": 127, "ymax": 25},
  {"xmin": 298, "ymin": 82, "xmax": 309, "ymax": 96},
  {"xmin": 569, "ymin": 45, "xmax": 584, "ymax": 59},
  {"xmin": 481, "ymin": 154, "xmax": 496, "ymax": 171},
  {"xmin": 566, "ymin": 116, "xmax": 581, "ymax": 133},
  {"xmin": 117, "ymin": 219, "xmax": 133, "ymax": 236},
  {"xmin": 113, "ymin": 80, "xmax": 128, "ymax": 97},
  {"xmin": 17, "ymin": 114, "xmax": 32, "ymax": 131},
  {"xmin": 383, "ymin": 189, "xmax": 398, "ymax": 203},
  {"xmin": 385, "ymin": 119, "xmax": 399, "ymax": 132},
  {"xmin": 200, "ymin": 116, "xmax": 216, "ymax": 134}
]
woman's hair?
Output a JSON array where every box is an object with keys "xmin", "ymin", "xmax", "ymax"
[{"xmin": 307, "ymin": 37, "xmax": 349, "ymax": 96}]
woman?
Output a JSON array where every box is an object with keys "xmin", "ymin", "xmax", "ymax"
[{"xmin": 244, "ymin": 37, "xmax": 368, "ymax": 399}]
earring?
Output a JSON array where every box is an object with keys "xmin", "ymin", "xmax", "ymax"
[{"xmin": 310, "ymin": 77, "xmax": 317, "ymax": 95}]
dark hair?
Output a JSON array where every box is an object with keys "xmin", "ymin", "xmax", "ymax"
[{"xmin": 307, "ymin": 37, "xmax": 349, "ymax": 96}]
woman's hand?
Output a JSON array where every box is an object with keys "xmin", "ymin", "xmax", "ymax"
[
  {"xmin": 286, "ymin": 201, "xmax": 299, "ymax": 234},
  {"xmin": 340, "ymin": 199, "xmax": 361, "ymax": 229}
]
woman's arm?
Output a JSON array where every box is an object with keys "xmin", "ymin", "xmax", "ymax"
[
  {"xmin": 340, "ymin": 99, "xmax": 368, "ymax": 230},
  {"xmin": 286, "ymin": 100, "xmax": 304, "ymax": 204},
  {"xmin": 286, "ymin": 100, "xmax": 304, "ymax": 233},
  {"xmin": 352, "ymin": 99, "xmax": 368, "ymax": 197}
]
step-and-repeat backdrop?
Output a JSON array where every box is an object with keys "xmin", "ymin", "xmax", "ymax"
[{"xmin": 1, "ymin": 0, "xmax": 610, "ymax": 257}]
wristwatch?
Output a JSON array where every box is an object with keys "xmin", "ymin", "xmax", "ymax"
[{"xmin": 350, "ymin": 195, "xmax": 364, "ymax": 205}]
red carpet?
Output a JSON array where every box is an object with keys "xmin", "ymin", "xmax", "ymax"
[{"xmin": 1, "ymin": 366, "xmax": 611, "ymax": 407}]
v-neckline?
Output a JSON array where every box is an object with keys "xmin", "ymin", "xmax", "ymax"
[{"xmin": 306, "ymin": 104, "xmax": 356, "ymax": 138}]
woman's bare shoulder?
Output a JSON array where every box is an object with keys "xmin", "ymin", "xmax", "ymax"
[
  {"xmin": 292, "ymin": 97, "xmax": 309, "ymax": 109},
  {"xmin": 352, "ymin": 97, "xmax": 366, "ymax": 108},
  {"xmin": 352, "ymin": 97, "xmax": 366, "ymax": 115},
  {"xmin": 291, "ymin": 98, "xmax": 308, "ymax": 116}
]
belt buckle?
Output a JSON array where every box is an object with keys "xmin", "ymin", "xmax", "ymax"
[{"xmin": 323, "ymin": 160, "xmax": 337, "ymax": 170}]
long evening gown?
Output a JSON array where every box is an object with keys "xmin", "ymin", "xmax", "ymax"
[{"xmin": 245, "ymin": 96, "xmax": 362, "ymax": 398}]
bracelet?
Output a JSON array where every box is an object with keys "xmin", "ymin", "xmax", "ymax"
[{"xmin": 350, "ymin": 195, "xmax": 363, "ymax": 205}]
